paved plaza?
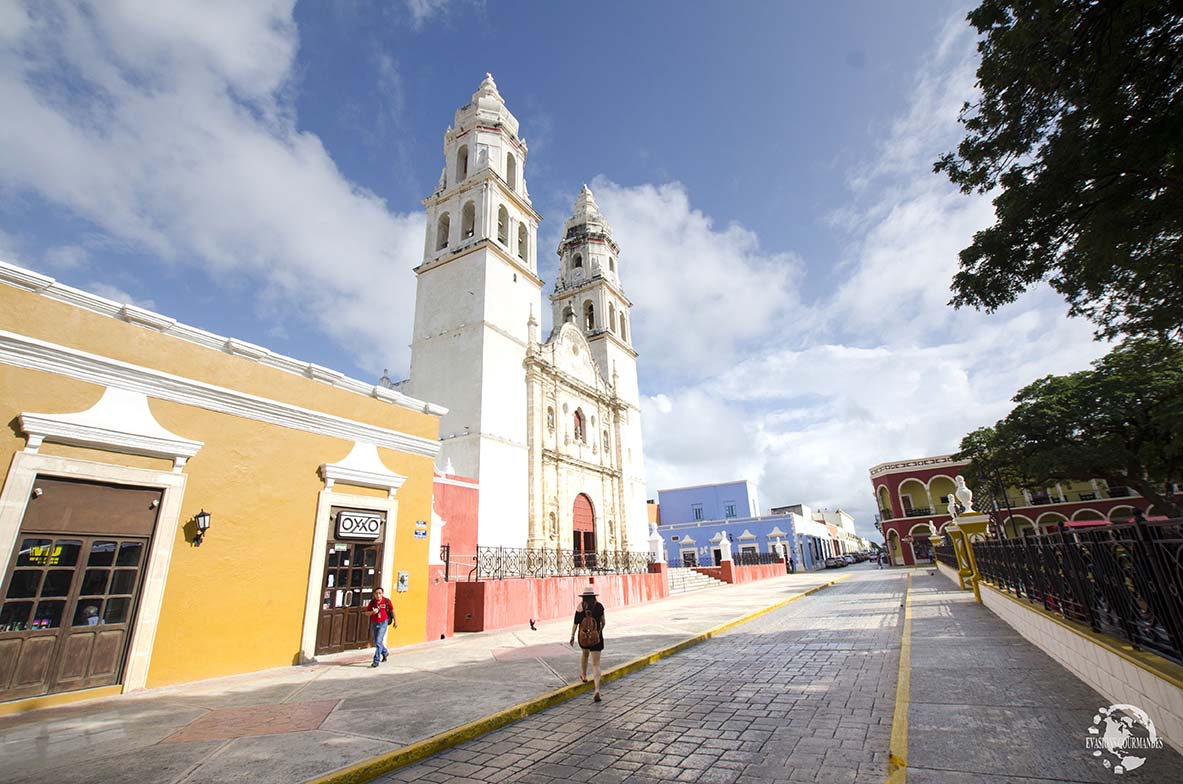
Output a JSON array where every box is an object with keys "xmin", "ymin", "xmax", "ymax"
[
  {"xmin": 377, "ymin": 570, "xmax": 1183, "ymax": 784},
  {"xmin": 3, "ymin": 566, "xmax": 1182, "ymax": 783},
  {"xmin": 379, "ymin": 570, "xmax": 902, "ymax": 784},
  {"xmin": 0, "ymin": 569, "xmax": 841, "ymax": 784}
]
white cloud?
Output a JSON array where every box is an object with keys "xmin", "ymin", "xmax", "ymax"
[
  {"xmin": 590, "ymin": 179, "xmax": 803, "ymax": 381},
  {"xmin": 44, "ymin": 244, "xmax": 89, "ymax": 270},
  {"xmin": 0, "ymin": 0, "xmax": 422, "ymax": 374},
  {"xmin": 404, "ymin": 0, "xmax": 452, "ymax": 28},
  {"xmin": 85, "ymin": 282, "xmax": 156, "ymax": 311},
  {"xmin": 628, "ymin": 12, "xmax": 1108, "ymax": 539}
]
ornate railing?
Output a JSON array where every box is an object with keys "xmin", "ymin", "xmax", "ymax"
[
  {"xmin": 905, "ymin": 507, "xmax": 933, "ymax": 517},
  {"xmin": 974, "ymin": 519, "xmax": 1183, "ymax": 666},
  {"xmin": 734, "ymin": 551, "xmax": 782, "ymax": 566},
  {"xmin": 934, "ymin": 545, "xmax": 958, "ymax": 569},
  {"xmin": 461, "ymin": 546, "xmax": 654, "ymax": 581}
]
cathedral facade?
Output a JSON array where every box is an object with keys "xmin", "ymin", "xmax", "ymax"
[{"xmin": 403, "ymin": 75, "xmax": 648, "ymax": 555}]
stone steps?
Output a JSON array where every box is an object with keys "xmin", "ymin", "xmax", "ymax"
[{"xmin": 666, "ymin": 567, "xmax": 727, "ymax": 595}]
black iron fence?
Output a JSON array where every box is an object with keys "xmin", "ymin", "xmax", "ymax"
[
  {"xmin": 447, "ymin": 546, "xmax": 654, "ymax": 581},
  {"xmin": 934, "ymin": 545, "xmax": 958, "ymax": 570},
  {"xmin": 973, "ymin": 518, "xmax": 1183, "ymax": 666},
  {"xmin": 734, "ymin": 551, "xmax": 783, "ymax": 566}
]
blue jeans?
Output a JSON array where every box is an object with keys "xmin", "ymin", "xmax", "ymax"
[{"xmin": 371, "ymin": 621, "xmax": 388, "ymax": 664}]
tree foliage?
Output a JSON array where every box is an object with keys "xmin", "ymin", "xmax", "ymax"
[
  {"xmin": 957, "ymin": 339, "xmax": 1183, "ymax": 517},
  {"xmin": 936, "ymin": 0, "xmax": 1183, "ymax": 340}
]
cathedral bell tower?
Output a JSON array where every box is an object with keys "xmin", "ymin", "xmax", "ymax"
[
  {"xmin": 551, "ymin": 186, "xmax": 640, "ymax": 408},
  {"xmin": 406, "ymin": 74, "xmax": 543, "ymax": 547}
]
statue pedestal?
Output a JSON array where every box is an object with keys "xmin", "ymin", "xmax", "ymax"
[{"xmin": 648, "ymin": 532, "xmax": 665, "ymax": 563}]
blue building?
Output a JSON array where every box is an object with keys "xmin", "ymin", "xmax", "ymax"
[
  {"xmin": 658, "ymin": 480, "xmax": 760, "ymax": 525},
  {"xmin": 659, "ymin": 513, "xmax": 796, "ymax": 568},
  {"xmin": 655, "ymin": 480, "xmax": 840, "ymax": 571}
]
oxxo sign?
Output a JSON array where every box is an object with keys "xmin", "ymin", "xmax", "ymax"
[{"xmin": 336, "ymin": 510, "xmax": 383, "ymax": 540}]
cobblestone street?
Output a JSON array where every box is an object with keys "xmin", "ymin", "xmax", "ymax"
[{"xmin": 378, "ymin": 570, "xmax": 905, "ymax": 784}]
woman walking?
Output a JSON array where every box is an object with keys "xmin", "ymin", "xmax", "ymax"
[{"xmin": 569, "ymin": 585, "xmax": 605, "ymax": 702}]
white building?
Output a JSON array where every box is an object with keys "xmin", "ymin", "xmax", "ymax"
[{"xmin": 402, "ymin": 75, "xmax": 647, "ymax": 554}]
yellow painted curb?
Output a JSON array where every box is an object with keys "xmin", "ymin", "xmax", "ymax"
[
  {"xmin": 886, "ymin": 571, "xmax": 912, "ymax": 784},
  {"xmin": 305, "ymin": 574, "xmax": 854, "ymax": 784}
]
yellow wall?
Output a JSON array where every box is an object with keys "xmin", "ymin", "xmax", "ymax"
[{"xmin": 0, "ymin": 284, "xmax": 439, "ymax": 690}]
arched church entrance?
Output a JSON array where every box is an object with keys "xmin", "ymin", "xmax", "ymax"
[{"xmin": 572, "ymin": 493, "xmax": 596, "ymax": 569}]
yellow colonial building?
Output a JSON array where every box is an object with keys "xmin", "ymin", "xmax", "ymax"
[{"xmin": 0, "ymin": 260, "xmax": 444, "ymax": 710}]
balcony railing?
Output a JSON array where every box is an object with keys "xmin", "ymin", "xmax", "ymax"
[
  {"xmin": 454, "ymin": 546, "xmax": 654, "ymax": 581},
  {"xmin": 973, "ymin": 518, "xmax": 1183, "ymax": 666},
  {"xmin": 905, "ymin": 507, "xmax": 933, "ymax": 517}
]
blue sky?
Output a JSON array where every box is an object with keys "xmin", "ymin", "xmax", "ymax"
[{"xmin": 0, "ymin": 1, "xmax": 1108, "ymax": 537}]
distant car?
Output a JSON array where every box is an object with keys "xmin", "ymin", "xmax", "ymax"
[
  {"xmin": 842, "ymin": 554, "xmax": 856, "ymax": 564},
  {"xmin": 825, "ymin": 556, "xmax": 846, "ymax": 568}
]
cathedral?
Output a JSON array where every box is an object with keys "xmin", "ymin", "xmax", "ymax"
[{"xmin": 400, "ymin": 75, "xmax": 648, "ymax": 556}]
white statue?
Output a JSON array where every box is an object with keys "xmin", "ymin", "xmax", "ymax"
[
  {"xmin": 954, "ymin": 476, "xmax": 976, "ymax": 513},
  {"xmin": 947, "ymin": 495, "xmax": 958, "ymax": 519}
]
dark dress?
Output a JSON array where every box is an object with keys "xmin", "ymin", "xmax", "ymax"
[{"xmin": 574, "ymin": 601, "xmax": 605, "ymax": 652}]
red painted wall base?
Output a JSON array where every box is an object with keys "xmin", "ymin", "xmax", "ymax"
[
  {"xmin": 425, "ymin": 564, "xmax": 456, "ymax": 641},
  {"xmin": 692, "ymin": 560, "xmax": 786, "ymax": 584},
  {"xmin": 453, "ymin": 569, "xmax": 669, "ymax": 633}
]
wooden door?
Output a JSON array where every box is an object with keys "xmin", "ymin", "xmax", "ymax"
[
  {"xmin": 0, "ymin": 476, "xmax": 159, "ymax": 702},
  {"xmin": 315, "ymin": 540, "xmax": 382, "ymax": 655},
  {"xmin": 572, "ymin": 494, "xmax": 596, "ymax": 569}
]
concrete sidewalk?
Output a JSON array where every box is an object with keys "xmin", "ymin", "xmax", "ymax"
[
  {"xmin": 903, "ymin": 572, "xmax": 1183, "ymax": 783},
  {"xmin": 0, "ymin": 567, "xmax": 849, "ymax": 784}
]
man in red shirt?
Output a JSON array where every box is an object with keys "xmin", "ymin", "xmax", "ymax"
[{"xmin": 366, "ymin": 587, "xmax": 396, "ymax": 668}]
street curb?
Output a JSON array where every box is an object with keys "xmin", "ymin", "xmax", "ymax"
[{"xmin": 304, "ymin": 573, "xmax": 854, "ymax": 784}]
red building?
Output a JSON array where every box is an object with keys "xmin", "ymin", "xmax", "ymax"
[{"xmin": 868, "ymin": 454, "xmax": 1161, "ymax": 566}]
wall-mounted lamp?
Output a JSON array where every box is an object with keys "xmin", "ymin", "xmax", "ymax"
[{"xmin": 194, "ymin": 509, "xmax": 212, "ymax": 547}]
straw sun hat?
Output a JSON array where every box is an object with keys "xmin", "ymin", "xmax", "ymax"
[{"xmin": 580, "ymin": 586, "xmax": 597, "ymax": 597}]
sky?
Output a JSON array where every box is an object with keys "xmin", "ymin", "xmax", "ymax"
[{"xmin": 0, "ymin": 0, "xmax": 1110, "ymax": 539}]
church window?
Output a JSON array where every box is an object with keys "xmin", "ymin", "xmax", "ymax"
[
  {"xmin": 506, "ymin": 153, "xmax": 517, "ymax": 190},
  {"xmin": 517, "ymin": 223, "xmax": 527, "ymax": 260},
  {"xmin": 573, "ymin": 409, "xmax": 585, "ymax": 442},
  {"xmin": 456, "ymin": 145, "xmax": 468, "ymax": 182},
  {"xmin": 573, "ymin": 253, "xmax": 583, "ymax": 269},
  {"xmin": 435, "ymin": 213, "xmax": 450, "ymax": 250},
  {"xmin": 609, "ymin": 257, "xmax": 615, "ymax": 273},
  {"xmin": 602, "ymin": 430, "xmax": 610, "ymax": 451},
  {"xmin": 609, "ymin": 303, "xmax": 617, "ymax": 333},
  {"xmin": 620, "ymin": 315, "xmax": 627, "ymax": 342},
  {"xmin": 497, "ymin": 205, "xmax": 509, "ymax": 245},
  {"xmin": 562, "ymin": 305, "xmax": 574, "ymax": 324},
  {"xmin": 584, "ymin": 301, "xmax": 595, "ymax": 331},
  {"xmin": 547, "ymin": 406, "xmax": 555, "ymax": 431},
  {"xmin": 461, "ymin": 201, "xmax": 476, "ymax": 239}
]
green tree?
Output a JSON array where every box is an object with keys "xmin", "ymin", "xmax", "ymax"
[
  {"xmin": 959, "ymin": 339, "xmax": 1183, "ymax": 517},
  {"xmin": 936, "ymin": 0, "xmax": 1183, "ymax": 340}
]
